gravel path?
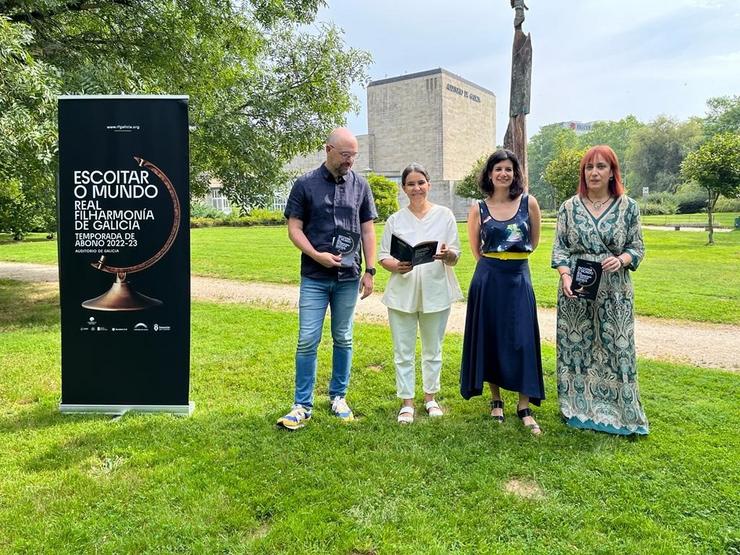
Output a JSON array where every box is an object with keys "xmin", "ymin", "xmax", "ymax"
[{"xmin": 2, "ymin": 261, "xmax": 737, "ymax": 372}]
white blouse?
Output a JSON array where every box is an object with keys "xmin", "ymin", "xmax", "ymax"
[{"xmin": 378, "ymin": 204, "xmax": 463, "ymax": 313}]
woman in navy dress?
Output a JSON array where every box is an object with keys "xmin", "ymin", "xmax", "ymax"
[{"xmin": 460, "ymin": 149, "xmax": 545, "ymax": 434}]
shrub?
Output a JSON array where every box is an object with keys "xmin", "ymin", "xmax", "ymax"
[
  {"xmin": 242, "ymin": 208, "xmax": 284, "ymax": 225},
  {"xmin": 190, "ymin": 201, "xmax": 226, "ymax": 219},
  {"xmin": 638, "ymin": 191, "xmax": 677, "ymax": 215},
  {"xmin": 540, "ymin": 209, "xmax": 557, "ymax": 219},
  {"xmin": 455, "ymin": 155, "xmax": 487, "ymax": 200},
  {"xmin": 190, "ymin": 209, "xmax": 284, "ymax": 228},
  {"xmin": 367, "ymin": 173, "xmax": 399, "ymax": 221},
  {"xmin": 545, "ymin": 147, "xmax": 588, "ymax": 207},
  {"xmin": 714, "ymin": 196, "xmax": 740, "ymax": 212},
  {"xmin": 638, "ymin": 201, "xmax": 676, "ymax": 215},
  {"xmin": 190, "ymin": 217, "xmax": 217, "ymax": 228},
  {"xmin": 675, "ymin": 190, "xmax": 708, "ymax": 214}
]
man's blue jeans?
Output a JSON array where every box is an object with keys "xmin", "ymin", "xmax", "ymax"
[{"xmin": 294, "ymin": 276, "xmax": 359, "ymax": 408}]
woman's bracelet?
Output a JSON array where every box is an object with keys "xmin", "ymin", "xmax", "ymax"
[{"xmin": 559, "ymin": 271, "xmax": 571, "ymax": 278}]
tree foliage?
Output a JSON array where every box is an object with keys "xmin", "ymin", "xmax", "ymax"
[
  {"xmin": 544, "ymin": 147, "xmax": 587, "ymax": 207},
  {"xmin": 527, "ymin": 100, "xmax": 738, "ymax": 214},
  {"xmin": 578, "ymin": 115, "xmax": 643, "ymax": 183},
  {"xmin": 366, "ymin": 173, "xmax": 399, "ymax": 221},
  {"xmin": 681, "ymin": 132, "xmax": 740, "ymax": 244},
  {"xmin": 527, "ymin": 118, "xmax": 646, "ymax": 209},
  {"xmin": 0, "ymin": 17, "xmax": 59, "ymax": 239},
  {"xmin": 455, "ymin": 155, "xmax": 487, "ymax": 200},
  {"xmin": 704, "ymin": 95, "xmax": 740, "ymax": 136},
  {"xmin": 527, "ymin": 124, "xmax": 578, "ymax": 209},
  {"xmin": 0, "ymin": 1, "xmax": 371, "ymax": 235},
  {"xmin": 625, "ymin": 116, "xmax": 704, "ymax": 194}
]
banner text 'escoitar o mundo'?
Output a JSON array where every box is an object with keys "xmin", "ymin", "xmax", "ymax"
[{"xmin": 73, "ymin": 169, "xmax": 159, "ymax": 199}]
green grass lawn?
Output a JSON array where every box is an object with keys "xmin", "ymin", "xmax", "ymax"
[
  {"xmin": 0, "ymin": 279, "xmax": 738, "ymax": 553},
  {"xmin": 3, "ymin": 221, "xmax": 739, "ymax": 324}
]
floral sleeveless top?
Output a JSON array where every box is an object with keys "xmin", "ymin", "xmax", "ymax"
[{"xmin": 479, "ymin": 194, "xmax": 533, "ymax": 254}]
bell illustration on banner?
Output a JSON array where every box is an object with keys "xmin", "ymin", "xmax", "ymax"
[{"xmin": 82, "ymin": 157, "xmax": 180, "ymax": 312}]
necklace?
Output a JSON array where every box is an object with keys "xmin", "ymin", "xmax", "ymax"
[{"xmin": 587, "ymin": 196, "xmax": 610, "ymax": 210}]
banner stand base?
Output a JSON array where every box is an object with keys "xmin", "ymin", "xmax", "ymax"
[{"xmin": 60, "ymin": 402, "xmax": 195, "ymax": 416}]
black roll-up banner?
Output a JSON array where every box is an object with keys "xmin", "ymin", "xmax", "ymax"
[{"xmin": 57, "ymin": 96, "xmax": 192, "ymax": 414}]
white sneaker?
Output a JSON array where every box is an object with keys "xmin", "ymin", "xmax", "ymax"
[
  {"xmin": 330, "ymin": 396, "xmax": 354, "ymax": 422},
  {"xmin": 276, "ymin": 404, "xmax": 312, "ymax": 430}
]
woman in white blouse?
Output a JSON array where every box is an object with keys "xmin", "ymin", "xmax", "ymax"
[{"xmin": 378, "ymin": 163, "xmax": 463, "ymax": 424}]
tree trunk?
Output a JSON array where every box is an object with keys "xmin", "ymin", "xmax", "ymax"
[{"xmin": 706, "ymin": 190, "xmax": 717, "ymax": 245}]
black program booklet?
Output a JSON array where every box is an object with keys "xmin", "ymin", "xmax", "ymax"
[
  {"xmin": 572, "ymin": 259, "xmax": 603, "ymax": 300},
  {"xmin": 332, "ymin": 228, "xmax": 361, "ymax": 267},
  {"xmin": 390, "ymin": 234, "xmax": 438, "ymax": 267}
]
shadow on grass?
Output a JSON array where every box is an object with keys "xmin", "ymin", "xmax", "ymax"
[
  {"xmin": 0, "ymin": 235, "xmax": 55, "ymax": 245},
  {"xmin": 9, "ymin": 397, "xmax": 643, "ymax": 477},
  {"xmin": 0, "ymin": 400, "xmax": 120, "ymax": 434},
  {"xmin": 0, "ymin": 279, "xmax": 59, "ymax": 329},
  {"xmin": 0, "ymin": 402, "xmax": 67, "ymax": 433}
]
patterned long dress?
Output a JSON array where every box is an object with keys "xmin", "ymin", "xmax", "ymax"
[{"xmin": 551, "ymin": 195, "xmax": 649, "ymax": 435}]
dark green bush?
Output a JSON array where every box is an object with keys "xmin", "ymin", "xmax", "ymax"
[{"xmin": 676, "ymin": 190, "xmax": 708, "ymax": 214}]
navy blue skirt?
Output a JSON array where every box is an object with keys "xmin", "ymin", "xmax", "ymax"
[{"xmin": 460, "ymin": 257, "xmax": 544, "ymax": 404}]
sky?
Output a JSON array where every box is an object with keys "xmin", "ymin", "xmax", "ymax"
[{"xmin": 311, "ymin": 0, "xmax": 740, "ymax": 142}]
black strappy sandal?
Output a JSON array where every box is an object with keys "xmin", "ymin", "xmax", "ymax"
[
  {"xmin": 490, "ymin": 399, "xmax": 504, "ymax": 423},
  {"xmin": 517, "ymin": 407, "xmax": 542, "ymax": 435}
]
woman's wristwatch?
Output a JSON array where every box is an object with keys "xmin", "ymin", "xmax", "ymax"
[{"xmin": 365, "ymin": 267, "xmax": 376, "ymax": 276}]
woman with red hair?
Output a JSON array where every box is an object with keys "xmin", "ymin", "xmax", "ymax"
[{"xmin": 551, "ymin": 145, "xmax": 649, "ymax": 435}]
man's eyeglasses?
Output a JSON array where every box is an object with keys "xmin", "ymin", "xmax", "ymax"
[{"xmin": 328, "ymin": 144, "xmax": 359, "ymax": 160}]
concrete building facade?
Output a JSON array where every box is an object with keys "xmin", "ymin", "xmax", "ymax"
[{"xmin": 281, "ymin": 68, "xmax": 496, "ymax": 219}]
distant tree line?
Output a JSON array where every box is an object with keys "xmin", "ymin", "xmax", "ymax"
[
  {"xmin": 458, "ymin": 95, "xmax": 739, "ymax": 215},
  {"xmin": 455, "ymin": 96, "xmax": 739, "ymax": 243},
  {"xmin": 526, "ymin": 96, "xmax": 740, "ymax": 215}
]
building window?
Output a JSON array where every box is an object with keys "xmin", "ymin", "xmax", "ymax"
[
  {"xmin": 272, "ymin": 196, "xmax": 288, "ymax": 213},
  {"xmin": 207, "ymin": 187, "xmax": 231, "ymax": 214},
  {"xmin": 272, "ymin": 183, "xmax": 293, "ymax": 213}
]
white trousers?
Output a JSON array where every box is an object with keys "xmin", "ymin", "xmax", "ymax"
[{"xmin": 388, "ymin": 307, "xmax": 451, "ymax": 399}]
